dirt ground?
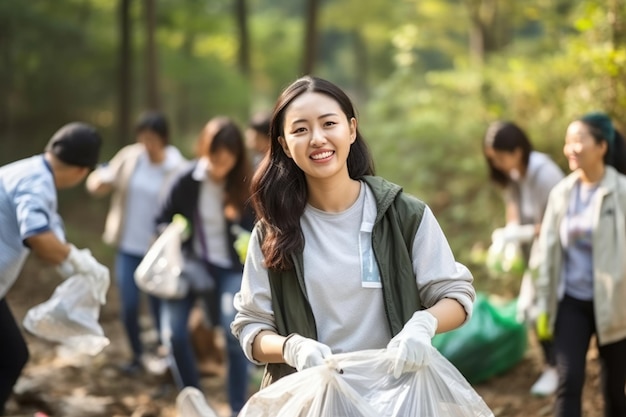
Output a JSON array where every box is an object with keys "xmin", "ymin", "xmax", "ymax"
[{"xmin": 4, "ymin": 258, "xmax": 606, "ymax": 417}]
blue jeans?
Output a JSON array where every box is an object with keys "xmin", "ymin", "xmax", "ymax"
[
  {"xmin": 160, "ymin": 263, "xmax": 249, "ymax": 413},
  {"xmin": 115, "ymin": 251, "xmax": 162, "ymax": 361}
]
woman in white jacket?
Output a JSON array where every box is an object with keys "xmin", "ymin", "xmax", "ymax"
[
  {"xmin": 535, "ymin": 112, "xmax": 626, "ymax": 417},
  {"xmin": 86, "ymin": 111, "xmax": 186, "ymax": 374}
]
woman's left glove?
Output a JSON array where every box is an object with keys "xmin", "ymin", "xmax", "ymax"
[
  {"xmin": 386, "ymin": 310, "xmax": 438, "ymax": 378},
  {"xmin": 283, "ymin": 334, "xmax": 332, "ymax": 371}
]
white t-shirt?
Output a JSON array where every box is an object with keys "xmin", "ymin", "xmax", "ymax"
[
  {"xmin": 191, "ymin": 157, "xmax": 232, "ymax": 268},
  {"xmin": 119, "ymin": 147, "xmax": 184, "ymax": 255}
]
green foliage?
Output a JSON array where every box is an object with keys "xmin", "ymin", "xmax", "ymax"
[
  {"xmin": 247, "ymin": 12, "xmax": 305, "ymax": 99},
  {"xmin": 0, "ymin": 0, "xmax": 117, "ymax": 159},
  {"xmin": 360, "ymin": 0, "xmax": 626, "ymax": 292},
  {"xmin": 156, "ymin": 0, "xmax": 252, "ymax": 133},
  {"xmin": 3, "ymin": 0, "xmax": 626, "ymax": 296}
]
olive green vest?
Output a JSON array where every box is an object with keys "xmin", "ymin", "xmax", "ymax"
[{"xmin": 260, "ymin": 176, "xmax": 425, "ymax": 387}]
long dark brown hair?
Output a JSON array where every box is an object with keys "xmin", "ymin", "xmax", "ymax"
[
  {"xmin": 195, "ymin": 116, "xmax": 252, "ymax": 219},
  {"xmin": 251, "ymin": 76, "xmax": 375, "ymax": 271},
  {"xmin": 483, "ymin": 121, "xmax": 533, "ymax": 187}
]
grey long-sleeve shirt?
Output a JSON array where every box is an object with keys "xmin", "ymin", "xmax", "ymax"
[{"xmin": 232, "ymin": 182, "xmax": 475, "ymax": 364}]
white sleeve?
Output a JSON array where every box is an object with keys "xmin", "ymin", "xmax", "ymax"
[
  {"xmin": 230, "ymin": 226, "xmax": 277, "ymax": 364},
  {"xmin": 412, "ymin": 206, "xmax": 476, "ymax": 321}
]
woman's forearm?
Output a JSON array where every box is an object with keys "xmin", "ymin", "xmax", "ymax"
[
  {"xmin": 425, "ymin": 298, "xmax": 468, "ymax": 334},
  {"xmin": 252, "ymin": 329, "xmax": 289, "ymax": 364}
]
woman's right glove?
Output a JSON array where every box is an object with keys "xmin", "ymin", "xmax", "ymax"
[
  {"xmin": 386, "ymin": 310, "xmax": 438, "ymax": 378},
  {"xmin": 283, "ymin": 334, "xmax": 332, "ymax": 371}
]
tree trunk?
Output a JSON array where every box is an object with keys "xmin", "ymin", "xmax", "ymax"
[
  {"xmin": 608, "ymin": 0, "xmax": 626, "ymax": 119},
  {"xmin": 234, "ymin": 0, "xmax": 250, "ymax": 76},
  {"xmin": 176, "ymin": 32, "xmax": 194, "ymax": 135},
  {"xmin": 117, "ymin": 0, "xmax": 132, "ymax": 146},
  {"xmin": 0, "ymin": 11, "xmax": 14, "ymax": 154},
  {"xmin": 352, "ymin": 30, "xmax": 368, "ymax": 102},
  {"xmin": 143, "ymin": 0, "xmax": 160, "ymax": 110},
  {"xmin": 302, "ymin": 0, "xmax": 319, "ymax": 75},
  {"xmin": 465, "ymin": 0, "xmax": 501, "ymax": 66}
]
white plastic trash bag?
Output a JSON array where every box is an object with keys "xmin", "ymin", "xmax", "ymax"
[
  {"xmin": 135, "ymin": 216, "xmax": 189, "ymax": 299},
  {"xmin": 176, "ymin": 387, "xmax": 219, "ymax": 417},
  {"xmin": 23, "ymin": 274, "xmax": 110, "ymax": 356},
  {"xmin": 239, "ymin": 348, "xmax": 494, "ymax": 417}
]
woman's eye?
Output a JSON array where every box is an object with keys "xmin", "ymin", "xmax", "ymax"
[{"xmin": 324, "ymin": 120, "xmax": 336, "ymax": 127}]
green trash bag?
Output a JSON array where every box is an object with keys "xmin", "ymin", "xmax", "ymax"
[{"xmin": 432, "ymin": 292, "xmax": 527, "ymax": 384}]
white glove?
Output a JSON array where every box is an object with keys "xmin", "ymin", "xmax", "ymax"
[
  {"xmin": 283, "ymin": 334, "xmax": 332, "ymax": 371},
  {"xmin": 386, "ymin": 310, "xmax": 438, "ymax": 378},
  {"xmin": 57, "ymin": 245, "xmax": 94, "ymax": 278},
  {"xmin": 494, "ymin": 224, "xmax": 536, "ymax": 245},
  {"xmin": 57, "ymin": 245, "xmax": 110, "ymax": 304}
]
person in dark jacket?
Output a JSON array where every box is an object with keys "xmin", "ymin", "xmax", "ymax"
[{"xmin": 155, "ymin": 116, "xmax": 253, "ymax": 417}]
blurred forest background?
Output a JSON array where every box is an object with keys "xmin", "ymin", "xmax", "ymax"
[{"xmin": 1, "ymin": 0, "xmax": 625, "ymax": 291}]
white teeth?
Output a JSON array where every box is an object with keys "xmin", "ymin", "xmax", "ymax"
[{"xmin": 311, "ymin": 151, "xmax": 333, "ymax": 160}]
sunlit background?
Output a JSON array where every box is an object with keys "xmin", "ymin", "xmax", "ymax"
[{"xmin": 1, "ymin": 0, "xmax": 625, "ymax": 289}]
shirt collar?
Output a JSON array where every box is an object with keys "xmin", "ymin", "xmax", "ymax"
[
  {"xmin": 41, "ymin": 154, "xmax": 54, "ymax": 176},
  {"xmin": 192, "ymin": 157, "xmax": 209, "ymax": 181}
]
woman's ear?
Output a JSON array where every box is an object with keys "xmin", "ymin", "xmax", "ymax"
[
  {"xmin": 278, "ymin": 136, "xmax": 292, "ymax": 158},
  {"xmin": 600, "ymin": 139, "xmax": 608, "ymax": 157},
  {"xmin": 76, "ymin": 166, "xmax": 90, "ymax": 179}
]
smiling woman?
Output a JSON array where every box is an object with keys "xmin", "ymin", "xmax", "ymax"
[
  {"xmin": 230, "ymin": 76, "xmax": 477, "ymax": 393},
  {"xmin": 563, "ymin": 113, "xmax": 626, "ymax": 182},
  {"xmin": 278, "ymin": 91, "xmax": 358, "ymax": 208}
]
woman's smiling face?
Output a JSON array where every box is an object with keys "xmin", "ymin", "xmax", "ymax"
[
  {"xmin": 278, "ymin": 91, "xmax": 356, "ymax": 182},
  {"xmin": 563, "ymin": 120, "xmax": 607, "ymax": 173}
]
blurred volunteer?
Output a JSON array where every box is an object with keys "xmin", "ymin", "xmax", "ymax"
[
  {"xmin": 245, "ymin": 111, "xmax": 271, "ymax": 170},
  {"xmin": 155, "ymin": 116, "xmax": 254, "ymax": 417},
  {"xmin": 86, "ymin": 111, "xmax": 186, "ymax": 374},
  {"xmin": 0, "ymin": 122, "xmax": 107, "ymax": 415},
  {"xmin": 483, "ymin": 121, "xmax": 564, "ymax": 396},
  {"xmin": 535, "ymin": 112, "xmax": 626, "ymax": 417}
]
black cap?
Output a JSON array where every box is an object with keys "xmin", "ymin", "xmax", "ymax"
[{"xmin": 45, "ymin": 122, "xmax": 102, "ymax": 168}]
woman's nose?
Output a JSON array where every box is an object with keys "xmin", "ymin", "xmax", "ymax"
[{"xmin": 310, "ymin": 127, "xmax": 326, "ymax": 146}]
